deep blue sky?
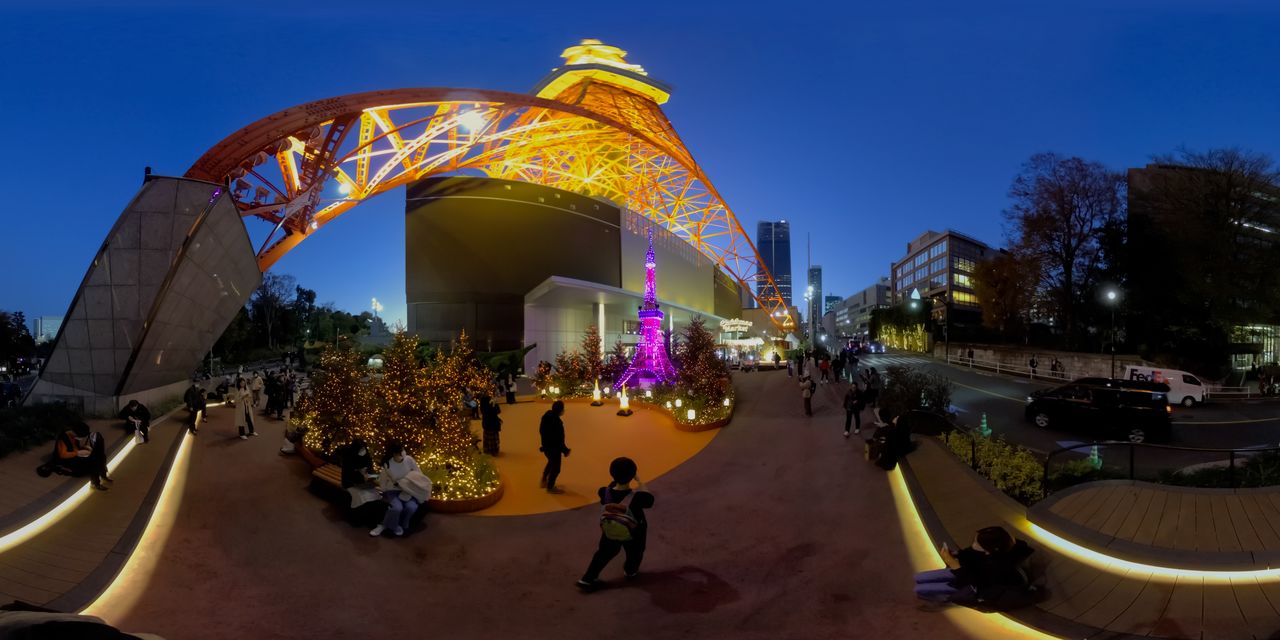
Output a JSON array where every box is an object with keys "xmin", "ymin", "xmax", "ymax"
[{"xmin": 4, "ymin": 2, "xmax": 1279, "ymax": 326}]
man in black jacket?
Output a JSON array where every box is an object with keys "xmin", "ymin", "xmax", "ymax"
[
  {"xmin": 119, "ymin": 400, "xmax": 151, "ymax": 443},
  {"xmin": 539, "ymin": 400, "xmax": 570, "ymax": 493}
]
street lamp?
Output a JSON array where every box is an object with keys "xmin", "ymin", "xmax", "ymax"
[{"xmin": 1104, "ymin": 288, "xmax": 1121, "ymax": 378}]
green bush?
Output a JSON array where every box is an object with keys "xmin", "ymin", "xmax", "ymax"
[
  {"xmin": 945, "ymin": 431, "xmax": 1045, "ymax": 504},
  {"xmin": 881, "ymin": 364, "xmax": 953, "ymax": 420},
  {"xmin": 0, "ymin": 404, "xmax": 84, "ymax": 460}
]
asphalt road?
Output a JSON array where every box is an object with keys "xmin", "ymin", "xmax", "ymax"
[{"xmin": 848, "ymin": 351, "xmax": 1280, "ymax": 474}]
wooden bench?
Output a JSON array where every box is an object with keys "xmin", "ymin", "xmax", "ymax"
[{"xmin": 309, "ymin": 463, "xmax": 428, "ymax": 529}]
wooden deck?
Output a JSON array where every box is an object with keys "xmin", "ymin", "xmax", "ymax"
[
  {"xmin": 903, "ymin": 438, "xmax": 1280, "ymax": 639},
  {"xmin": 1031, "ymin": 480, "xmax": 1280, "ymax": 568}
]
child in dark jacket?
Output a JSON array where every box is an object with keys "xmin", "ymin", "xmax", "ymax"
[{"xmin": 577, "ymin": 457, "xmax": 655, "ymax": 591}]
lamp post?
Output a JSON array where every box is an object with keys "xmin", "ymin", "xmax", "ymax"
[{"xmin": 1104, "ymin": 288, "xmax": 1121, "ymax": 378}]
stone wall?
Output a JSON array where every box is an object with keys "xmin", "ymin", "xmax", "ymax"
[{"xmin": 933, "ymin": 342, "xmax": 1152, "ymax": 381}]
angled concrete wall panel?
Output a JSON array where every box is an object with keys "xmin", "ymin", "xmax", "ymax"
[{"xmin": 31, "ymin": 176, "xmax": 261, "ymax": 414}]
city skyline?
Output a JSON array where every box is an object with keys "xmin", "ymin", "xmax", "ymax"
[{"xmin": 7, "ymin": 5, "xmax": 1280, "ymax": 326}]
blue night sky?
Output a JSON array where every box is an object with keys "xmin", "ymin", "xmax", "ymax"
[{"xmin": 3, "ymin": 1, "xmax": 1279, "ymax": 326}]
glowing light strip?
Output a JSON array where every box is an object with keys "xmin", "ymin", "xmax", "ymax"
[
  {"xmin": 0, "ymin": 435, "xmax": 138, "ymax": 555},
  {"xmin": 80, "ymin": 430, "xmax": 193, "ymax": 616},
  {"xmin": 1028, "ymin": 523, "xmax": 1280, "ymax": 583},
  {"xmin": 888, "ymin": 468, "xmax": 1062, "ymax": 639}
]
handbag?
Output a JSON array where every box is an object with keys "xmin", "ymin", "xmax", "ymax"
[
  {"xmin": 134, "ymin": 429, "xmax": 146, "ymax": 445},
  {"xmin": 398, "ymin": 470, "xmax": 433, "ymax": 503}
]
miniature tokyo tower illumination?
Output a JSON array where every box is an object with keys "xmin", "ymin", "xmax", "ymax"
[{"xmin": 617, "ymin": 228, "xmax": 677, "ymax": 387}]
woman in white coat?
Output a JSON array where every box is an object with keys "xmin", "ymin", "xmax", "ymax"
[
  {"xmin": 371, "ymin": 441, "xmax": 427, "ymax": 537},
  {"xmin": 234, "ymin": 378, "xmax": 257, "ymax": 440}
]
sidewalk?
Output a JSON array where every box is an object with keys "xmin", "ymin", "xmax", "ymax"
[{"xmin": 900, "ymin": 437, "xmax": 1280, "ymax": 639}]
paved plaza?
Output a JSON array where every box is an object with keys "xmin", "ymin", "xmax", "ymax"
[{"xmin": 64, "ymin": 371, "xmax": 985, "ymax": 640}]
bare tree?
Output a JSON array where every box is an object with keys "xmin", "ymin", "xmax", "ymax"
[
  {"xmin": 250, "ymin": 273, "xmax": 296, "ymax": 350},
  {"xmin": 972, "ymin": 252, "xmax": 1039, "ymax": 339},
  {"xmin": 1004, "ymin": 153, "xmax": 1126, "ymax": 347}
]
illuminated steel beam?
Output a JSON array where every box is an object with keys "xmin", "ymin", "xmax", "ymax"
[{"xmin": 187, "ymin": 43, "xmax": 793, "ymax": 333}]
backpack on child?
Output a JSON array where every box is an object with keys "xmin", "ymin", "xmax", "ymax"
[{"xmin": 599, "ymin": 488, "xmax": 639, "ymax": 541}]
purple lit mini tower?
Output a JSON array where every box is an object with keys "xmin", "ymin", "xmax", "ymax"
[{"xmin": 617, "ymin": 229, "xmax": 677, "ymax": 388}]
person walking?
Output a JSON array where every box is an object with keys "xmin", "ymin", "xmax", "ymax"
[
  {"xmin": 505, "ymin": 372, "xmax": 517, "ymax": 405},
  {"xmin": 186, "ymin": 387, "xmax": 207, "ymax": 435},
  {"xmin": 234, "ymin": 379, "xmax": 257, "ymax": 439},
  {"xmin": 539, "ymin": 400, "xmax": 570, "ymax": 493},
  {"xmin": 786, "ymin": 357, "xmax": 794, "ymax": 378},
  {"xmin": 819, "ymin": 358, "xmax": 831, "ymax": 384},
  {"xmin": 577, "ymin": 457, "xmax": 655, "ymax": 592},
  {"xmin": 1028, "ymin": 355, "xmax": 1039, "ymax": 378},
  {"xmin": 799, "ymin": 374, "xmax": 815, "ymax": 417},
  {"xmin": 480, "ymin": 394, "xmax": 503, "ymax": 456},
  {"xmin": 250, "ymin": 372, "xmax": 264, "ymax": 407},
  {"xmin": 833, "ymin": 357, "xmax": 845, "ymax": 385},
  {"xmin": 843, "ymin": 382, "xmax": 864, "ymax": 437},
  {"xmin": 119, "ymin": 400, "xmax": 151, "ymax": 444},
  {"xmin": 862, "ymin": 367, "xmax": 882, "ymax": 409}
]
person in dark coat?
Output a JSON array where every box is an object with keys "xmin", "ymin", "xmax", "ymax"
[
  {"xmin": 119, "ymin": 400, "xmax": 151, "ymax": 443},
  {"xmin": 915, "ymin": 525, "xmax": 1034, "ymax": 606},
  {"xmin": 539, "ymin": 400, "xmax": 570, "ymax": 493},
  {"xmin": 340, "ymin": 439, "xmax": 374, "ymax": 488},
  {"xmin": 577, "ymin": 457, "xmax": 655, "ymax": 591},
  {"xmin": 480, "ymin": 394, "xmax": 503, "ymax": 456}
]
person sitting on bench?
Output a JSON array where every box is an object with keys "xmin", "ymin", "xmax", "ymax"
[
  {"xmin": 914, "ymin": 525, "xmax": 1034, "ymax": 606},
  {"xmin": 119, "ymin": 399, "xmax": 151, "ymax": 443},
  {"xmin": 39, "ymin": 427, "xmax": 111, "ymax": 490}
]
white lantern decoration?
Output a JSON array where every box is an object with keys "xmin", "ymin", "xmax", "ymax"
[
  {"xmin": 675, "ymin": 398, "xmax": 683, "ymax": 408},
  {"xmin": 687, "ymin": 408, "xmax": 696, "ymax": 421}
]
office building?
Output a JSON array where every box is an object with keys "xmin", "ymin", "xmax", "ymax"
[
  {"xmin": 824, "ymin": 295, "xmax": 841, "ymax": 315},
  {"xmin": 806, "ymin": 265, "xmax": 823, "ymax": 337},
  {"xmin": 823, "ymin": 277, "xmax": 890, "ymax": 338},
  {"xmin": 755, "ymin": 221, "xmax": 792, "ymax": 307},
  {"xmin": 890, "ymin": 230, "xmax": 993, "ymax": 320}
]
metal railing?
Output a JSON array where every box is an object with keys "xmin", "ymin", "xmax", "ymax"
[
  {"xmin": 1043, "ymin": 440, "xmax": 1280, "ymax": 494},
  {"xmin": 944, "ymin": 354, "xmax": 1072, "ymax": 381}
]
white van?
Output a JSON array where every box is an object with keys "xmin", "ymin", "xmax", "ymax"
[{"xmin": 1125, "ymin": 366, "xmax": 1206, "ymax": 407}]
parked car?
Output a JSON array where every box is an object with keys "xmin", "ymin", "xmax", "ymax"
[
  {"xmin": 1124, "ymin": 365, "xmax": 1206, "ymax": 408},
  {"xmin": 1025, "ymin": 378, "xmax": 1172, "ymax": 443}
]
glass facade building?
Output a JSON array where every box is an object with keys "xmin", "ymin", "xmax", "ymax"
[{"xmin": 755, "ymin": 221, "xmax": 792, "ymax": 307}]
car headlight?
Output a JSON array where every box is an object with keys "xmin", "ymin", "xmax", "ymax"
[{"xmin": 1026, "ymin": 396, "xmax": 1034, "ymax": 403}]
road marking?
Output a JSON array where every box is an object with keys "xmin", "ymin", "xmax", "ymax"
[
  {"xmin": 1172, "ymin": 416, "xmax": 1280, "ymax": 425},
  {"xmin": 950, "ymin": 379, "xmax": 1028, "ymax": 403}
]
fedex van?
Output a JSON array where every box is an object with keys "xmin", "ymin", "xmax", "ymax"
[{"xmin": 1126, "ymin": 366, "xmax": 1206, "ymax": 407}]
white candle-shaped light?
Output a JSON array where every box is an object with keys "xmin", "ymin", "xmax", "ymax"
[
  {"xmin": 592, "ymin": 379, "xmax": 602, "ymax": 403},
  {"xmin": 675, "ymin": 398, "xmax": 683, "ymax": 408},
  {"xmin": 665, "ymin": 401, "xmax": 672, "ymax": 410},
  {"xmin": 645, "ymin": 389, "xmax": 652, "ymax": 398},
  {"xmin": 619, "ymin": 389, "xmax": 630, "ymax": 411},
  {"xmin": 687, "ymin": 408, "xmax": 696, "ymax": 421},
  {"xmin": 723, "ymin": 397, "xmax": 731, "ymax": 407}
]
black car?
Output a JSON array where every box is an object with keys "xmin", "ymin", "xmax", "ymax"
[{"xmin": 1024, "ymin": 378, "xmax": 1173, "ymax": 443}]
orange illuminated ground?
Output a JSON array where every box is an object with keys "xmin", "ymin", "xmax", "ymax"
[{"xmin": 472, "ymin": 400, "xmax": 719, "ymax": 516}]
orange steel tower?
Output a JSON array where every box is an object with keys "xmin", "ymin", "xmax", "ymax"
[{"xmin": 187, "ymin": 40, "xmax": 794, "ymax": 333}]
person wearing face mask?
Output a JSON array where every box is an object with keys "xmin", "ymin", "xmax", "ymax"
[
  {"xmin": 370, "ymin": 441, "xmax": 428, "ymax": 537},
  {"xmin": 341, "ymin": 439, "xmax": 374, "ymax": 488}
]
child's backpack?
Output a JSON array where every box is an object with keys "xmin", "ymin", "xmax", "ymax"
[{"xmin": 600, "ymin": 488, "xmax": 639, "ymax": 541}]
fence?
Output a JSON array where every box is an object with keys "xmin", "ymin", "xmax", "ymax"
[
  {"xmin": 944, "ymin": 354, "xmax": 1073, "ymax": 382},
  {"xmin": 1043, "ymin": 440, "xmax": 1280, "ymax": 495}
]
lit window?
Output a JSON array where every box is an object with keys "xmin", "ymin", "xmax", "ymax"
[
  {"xmin": 953, "ymin": 273, "xmax": 973, "ymax": 288},
  {"xmin": 953, "ymin": 292, "xmax": 978, "ymax": 305},
  {"xmin": 953, "ymin": 257, "xmax": 975, "ymax": 273}
]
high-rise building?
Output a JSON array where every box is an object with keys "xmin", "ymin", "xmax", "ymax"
[
  {"xmin": 824, "ymin": 295, "xmax": 841, "ymax": 314},
  {"xmin": 807, "ymin": 265, "xmax": 823, "ymax": 336},
  {"xmin": 755, "ymin": 221, "xmax": 792, "ymax": 307},
  {"xmin": 32, "ymin": 315, "xmax": 63, "ymax": 344}
]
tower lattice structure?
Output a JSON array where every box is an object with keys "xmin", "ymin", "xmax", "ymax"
[
  {"xmin": 617, "ymin": 229, "xmax": 677, "ymax": 388},
  {"xmin": 187, "ymin": 39, "xmax": 794, "ymax": 334}
]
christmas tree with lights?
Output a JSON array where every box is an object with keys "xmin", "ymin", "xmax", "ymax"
[
  {"xmin": 301, "ymin": 339, "xmax": 374, "ymax": 456},
  {"xmin": 674, "ymin": 316, "xmax": 730, "ymax": 403},
  {"xmin": 373, "ymin": 331, "xmax": 431, "ymax": 458},
  {"xmin": 581, "ymin": 324, "xmax": 604, "ymax": 382}
]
